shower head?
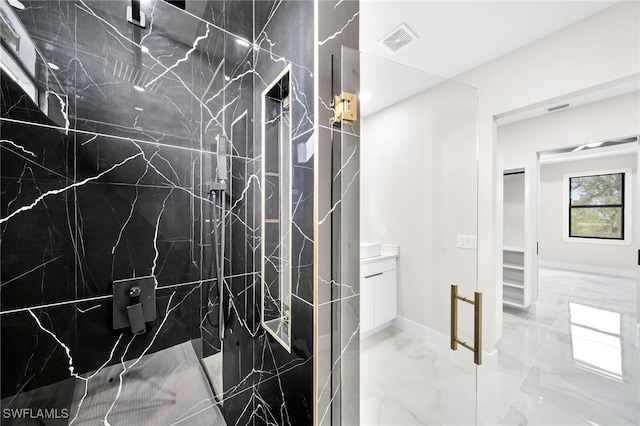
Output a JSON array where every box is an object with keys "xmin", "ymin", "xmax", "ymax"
[
  {"xmin": 216, "ymin": 134, "xmax": 228, "ymax": 183},
  {"xmin": 126, "ymin": 0, "xmax": 146, "ymax": 28}
]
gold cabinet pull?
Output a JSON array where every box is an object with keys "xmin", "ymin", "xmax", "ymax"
[{"xmin": 450, "ymin": 284, "xmax": 482, "ymax": 365}]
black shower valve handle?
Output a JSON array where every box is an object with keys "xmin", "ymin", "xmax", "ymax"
[
  {"xmin": 113, "ymin": 277, "xmax": 156, "ymax": 336},
  {"xmin": 129, "ymin": 286, "xmax": 141, "ymax": 299}
]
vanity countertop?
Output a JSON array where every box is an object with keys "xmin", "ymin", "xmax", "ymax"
[{"xmin": 360, "ymin": 244, "xmax": 399, "ymax": 264}]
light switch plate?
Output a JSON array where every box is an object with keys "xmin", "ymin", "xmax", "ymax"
[{"xmin": 457, "ymin": 234, "xmax": 477, "ymax": 250}]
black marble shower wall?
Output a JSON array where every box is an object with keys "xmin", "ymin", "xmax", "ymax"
[
  {"xmin": 0, "ymin": 1, "xmax": 316, "ymax": 425},
  {"xmin": 316, "ymin": 1, "xmax": 360, "ymax": 425},
  {"xmin": 0, "ymin": 0, "xmax": 323, "ymax": 423},
  {"xmin": 246, "ymin": 0, "xmax": 316, "ymax": 423}
]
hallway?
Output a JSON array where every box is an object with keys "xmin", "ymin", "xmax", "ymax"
[{"xmin": 360, "ymin": 268, "xmax": 639, "ymax": 425}]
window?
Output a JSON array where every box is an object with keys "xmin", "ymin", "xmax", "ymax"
[{"xmin": 569, "ymin": 172, "xmax": 624, "ymax": 240}]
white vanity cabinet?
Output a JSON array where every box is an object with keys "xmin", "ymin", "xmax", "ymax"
[{"xmin": 361, "ymin": 256, "xmax": 397, "ymax": 337}]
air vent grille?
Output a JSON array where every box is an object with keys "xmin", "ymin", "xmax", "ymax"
[
  {"xmin": 381, "ymin": 24, "xmax": 417, "ymax": 53},
  {"xmin": 111, "ymin": 58, "xmax": 163, "ymax": 94},
  {"xmin": 547, "ymin": 103, "xmax": 570, "ymax": 112}
]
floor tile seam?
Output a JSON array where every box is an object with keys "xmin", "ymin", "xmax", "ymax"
[
  {"xmin": 540, "ymin": 276, "xmax": 580, "ymax": 342},
  {"xmin": 496, "ymin": 357, "xmax": 537, "ymax": 425},
  {"xmin": 512, "ymin": 274, "xmax": 640, "ymax": 424},
  {"xmin": 498, "ymin": 278, "xmax": 573, "ymax": 424},
  {"xmin": 501, "ymin": 275, "xmax": 583, "ymax": 420}
]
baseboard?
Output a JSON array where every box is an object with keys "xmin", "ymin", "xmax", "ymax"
[
  {"xmin": 392, "ymin": 316, "xmax": 498, "ymax": 369},
  {"xmin": 360, "ymin": 321, "xmax": 394, "ymax": 340},
  {"xmin": 539, "ymin": 260, "xmax": 636, "ymax": 278}
]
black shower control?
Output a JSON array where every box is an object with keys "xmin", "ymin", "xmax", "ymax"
[{"xmin": 113, "ymin": 276, "xmax": 156, "ymax": 335}]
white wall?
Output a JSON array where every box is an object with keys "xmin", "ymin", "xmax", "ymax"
[
  {"xmin": 362, "ymin": 2, "xmax": 640, "ymax": 351},
  {"xmin": 498, "ymin": 91, "xmax": 639, "ymax": 307},
  {"xmin": 498, "ymin": 92, "xmax": 640, "ymax": 276},
  {"xmin": 362, "ymin": 80, "xmax": 478, "ymax": 346},
  {"xmin": 503, "ymin": 173, "xmax": 525, "ymax": 248},
  {"xmin": 455, "ymin": 1, "xmax": 640, "ymax": 346},
  {"xmin": 361, "ymin": 94, "xmax": 427, "ymax": 324},
  {"xmin": 539, "ymin": 154, "xmax": 636, "ymax": 273},
  {"xmin": 498, "ymin": 93, "xmax": 640, "ymax": 168}
]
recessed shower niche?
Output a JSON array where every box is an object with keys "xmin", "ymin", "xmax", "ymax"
[{"xmin": 261, "ymin": 66, "xmax": 292, "ymax": 351}]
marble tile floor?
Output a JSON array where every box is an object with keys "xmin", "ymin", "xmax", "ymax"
[
  {"xmin": 361, "ymin": 268, "xmax": 639, "ymax": 425},
  {"xmin": 2, "ymin": 341, "xmax": 226, "ymax": 426},
  {"xmin": 68, "ymin": 341, "xmax": 226, "ymax": 425},
  {"xmin": 202, "ymin": 352, "xmax": 224, "ymax": 404}
]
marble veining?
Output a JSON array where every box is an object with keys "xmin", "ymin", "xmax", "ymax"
[
  {"xmin": 361, "ymin": 268, "xmax": 639, "ymax": 425},
  {"xmin": 66, "ymin": 342, "xmax": 225, "ymax": 425},
  {"xmin": 0, "ymin": 0, "xmax": 324, "ymax": 424}
]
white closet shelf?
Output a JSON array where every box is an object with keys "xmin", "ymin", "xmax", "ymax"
[
  {"xmin": 503, "ymin": 262, "xmax": 525, "ymax": 271},
  {"xmin": 503, "ymin": 298, "xmax": 526, "ymax": 309},
  {"xmin": 502, "ymin": 169, "xmax": 530, "ymax": 310},
  {"xmin": 503, "ymin": 246, "xmax": 524, "ymax": 253},
  {"xmin": 503, "ymin": 279, "xmax": 524, "ymax": 289}
]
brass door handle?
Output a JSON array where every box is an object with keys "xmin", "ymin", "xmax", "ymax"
[{"xmin": 450, "ymin": 284, "xmax": 482, "ymax": 365}]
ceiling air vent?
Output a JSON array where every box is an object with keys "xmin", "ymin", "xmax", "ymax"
[
  {"xmin": 381, "ymin": 24, "xmax": 417, "ymax": 53},
  {"xmin": 547, "ymin": 103, "xmax": 570, "ymax": 112}
]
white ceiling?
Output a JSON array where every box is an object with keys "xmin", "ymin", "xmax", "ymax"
[{"xmin": 359, "ymin": 0, "xmax": 621, "ymax": 117}]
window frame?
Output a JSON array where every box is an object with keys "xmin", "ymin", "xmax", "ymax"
[
  {"xmin": 569, "ymin": 172, "xmax": 624, "ymax": 240},
  {"xmin": 562, "ymin": 168, "xmax": 632, "ymax": 246}
]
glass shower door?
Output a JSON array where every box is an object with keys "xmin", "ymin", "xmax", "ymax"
[{"xmin": 340, "ymin": 47, "xmax": 481, "ymax": 425}]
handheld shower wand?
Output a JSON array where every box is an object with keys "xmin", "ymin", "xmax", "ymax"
[{"xmin": 209, "ymin": 135, "xmax": 228, "ymax": 342}]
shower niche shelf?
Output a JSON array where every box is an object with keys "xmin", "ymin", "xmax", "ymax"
[{"xmin": 260, "ymin": 65, "xmax": 292, "ymax": 351}]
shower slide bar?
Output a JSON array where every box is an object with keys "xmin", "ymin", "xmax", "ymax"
[{"xmin": 208, "ymin": 134, "xmax": 229, "ymax": 342}]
